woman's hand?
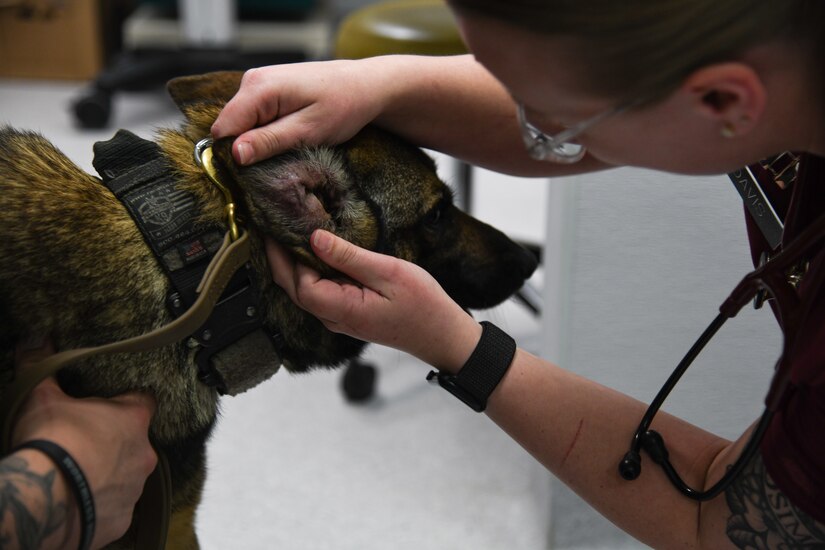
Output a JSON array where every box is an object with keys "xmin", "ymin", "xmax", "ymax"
[
  {"xmin": 267, "ymin": 230, "xmax": 483, "ymax": 374},
  {"xmin": 10, "ymin": 339, "xmax": 158, "ymax": 549},
  {"xmin": 211, "ymin": 59, "xmax": 388, "ymax": 165}
]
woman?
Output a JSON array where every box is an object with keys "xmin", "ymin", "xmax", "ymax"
[{"xmin": 212, "ymin": 1, "xmax": 824, "ymax": 547}]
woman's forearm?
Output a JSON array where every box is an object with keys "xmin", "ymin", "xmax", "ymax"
[
  {"xmin": 485, "ymin": 349, "xmax": 736, "ymax": 548},
  {"xmin": 370, "ymin": 54, "xmax": 609, "ymax": 176}
]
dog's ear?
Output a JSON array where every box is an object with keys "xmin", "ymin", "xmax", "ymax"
[
  {"xmin": 211, "ymin": 138, "xmax": 380, "ymax": 273},
  {"xmin": 167, "ymin": 71, "xmax": 243, "ymax": 109},
  {"xmin": 167, "ymin": 71, "xmax": 244, "ymax": 137}
]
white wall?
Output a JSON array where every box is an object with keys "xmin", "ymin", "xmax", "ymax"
[{"xmin": 541, "ymin": 168, "xmax": 782, "ymax": 548}]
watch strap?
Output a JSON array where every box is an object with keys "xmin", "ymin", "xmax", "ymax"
[{"xmin": 427, "ymin": 321, "xmax": 516, "ymax": 412}]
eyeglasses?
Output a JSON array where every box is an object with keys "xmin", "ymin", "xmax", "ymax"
[
  {"xmin": 619, "ymin": 208, "xmax": 825, "ymax": 501},
  {"xmin": 516, "ymin": 101, "xmax": 631, "ymax": 164}
]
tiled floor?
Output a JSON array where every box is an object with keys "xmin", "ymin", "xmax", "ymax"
[{"xmin": 0, "ymin": 78, "xmax": 551, "ymax": 549}]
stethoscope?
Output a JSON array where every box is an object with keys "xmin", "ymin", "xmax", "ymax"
[
  {"xmin": 618, "ymin": 156, "xmax": 825, "ymax": 501},
  {"xmin": 617, "ymin": 308, "xmax": 775, "ymax": 501}
]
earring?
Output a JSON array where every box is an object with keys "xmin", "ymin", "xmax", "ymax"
[{"xmin": 721, "ymin": 122, "xmax": 736, "ymax": 139}]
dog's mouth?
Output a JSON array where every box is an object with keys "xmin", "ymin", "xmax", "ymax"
[{"xmin": 445, "ymin": 274, "xmax": 529, "ymax": 310}]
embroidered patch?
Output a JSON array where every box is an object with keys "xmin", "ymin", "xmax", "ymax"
[{"xmin": 131, "ymin": 182, "xmax": 198, "ymax": 250}]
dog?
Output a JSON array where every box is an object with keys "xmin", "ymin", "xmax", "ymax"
[{"xmin": 0, "ymin": 71, "xmax": 538, "ymax": 548}]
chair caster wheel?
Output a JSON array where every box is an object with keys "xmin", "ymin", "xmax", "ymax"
[
  {"xmin": 342, "ymin": 360, "xmax": 377, "ymax": 403},
  {"xmin": 72, "ymin": 89, "xmax": 112, "ymax": 129}
]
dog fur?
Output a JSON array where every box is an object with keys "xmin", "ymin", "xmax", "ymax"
[{"xmin": 0, "ymin": 71, "xmax": 537, "ymax": 548}]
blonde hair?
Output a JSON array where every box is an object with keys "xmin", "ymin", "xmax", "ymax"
[{"xmin": 449, "ymin": 0, "xmax": 824, "ymax": 105}]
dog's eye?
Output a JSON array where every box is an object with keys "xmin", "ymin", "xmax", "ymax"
[{"xmin": 424, "ymin": 205, "xmax": 443, "ymax": 228}]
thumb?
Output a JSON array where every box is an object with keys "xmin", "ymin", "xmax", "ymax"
[
  {"xmin": 227, "ymin": 113, "xmax": 314, "ymax": 165},
  {"xmin": 310, "ymin": 230, "xmax": 397, "ymax": 292}
]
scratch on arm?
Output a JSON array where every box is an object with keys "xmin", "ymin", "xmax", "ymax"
[{"xmin": 560, "ymin": 419, "xmax": 584, "ymax": 467}]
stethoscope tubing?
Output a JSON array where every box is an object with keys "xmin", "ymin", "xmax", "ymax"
[{"xmin": 621, "ymin": 311, "xmax": 774, "ymax": 501}]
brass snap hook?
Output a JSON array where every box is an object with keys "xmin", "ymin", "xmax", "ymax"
[{"xmin": 194, "ymin": 138, "xmax": 240, "ymax": 242}]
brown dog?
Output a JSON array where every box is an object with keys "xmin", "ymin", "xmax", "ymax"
[{"xmin": 0, "ymin": 71, "xmax": 537, "ymax": 548}]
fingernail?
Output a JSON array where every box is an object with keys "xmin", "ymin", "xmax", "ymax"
[
  {"xmin": 236, "ymin": 142, "xmax": 253, "ymax": 165},
  {"xmin": 312, "ymin": 230, "xmax": 332, "ymax": 253}
]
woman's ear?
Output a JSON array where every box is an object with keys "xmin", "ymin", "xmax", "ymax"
[{"xmin": 682, "ymin": 62, "xmax": 767, "ymax": 138}]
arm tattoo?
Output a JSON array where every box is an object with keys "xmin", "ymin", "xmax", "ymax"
[
  {"xmin": 725, "ymin": 453, "xmax": 825, "ymax": 549},
  {"xmin": 0, "ymin": 454, "xmax": 66, "ymax": 550}
]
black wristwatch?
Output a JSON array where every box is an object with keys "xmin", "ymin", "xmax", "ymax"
[{"xmin": 426, "ymin": 321, "xmax": 516, "ymax": 412}]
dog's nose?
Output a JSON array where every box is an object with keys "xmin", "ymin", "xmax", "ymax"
[{"xmin": 515, "ymin": 245, "xmax": 539, "ymax": 279}]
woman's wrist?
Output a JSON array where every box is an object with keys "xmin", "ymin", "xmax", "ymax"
[
  {"xmin": 425, "ymin": 321, "xmax": 518, "ymax": 412},
  {"xmin": 419, "ymin": 310, "xmax": 484, "ymax": 375}
]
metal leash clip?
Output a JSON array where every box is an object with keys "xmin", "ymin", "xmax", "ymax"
[{"xmin": 194, "ymin": 137, "xmax": 240, "ymax": 242}]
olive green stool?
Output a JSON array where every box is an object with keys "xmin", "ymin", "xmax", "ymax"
[{"xmin": 335, "ymin": 0, "xmax": 467, "ymax": 59}]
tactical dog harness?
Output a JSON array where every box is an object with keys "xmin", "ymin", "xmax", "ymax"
[
  {"xmin": 91, "ymin": 130, "xmax": 284, "ymax": 396},
  {"xmin": 0, "ymin": 130, "xmax": 284, "ymax": 548}
]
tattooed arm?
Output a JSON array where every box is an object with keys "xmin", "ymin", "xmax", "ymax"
[
  {"xmin": 5, "ymin": 338, "xmax": 157, "ymax": 550},
  {"xmin": 724, "ymin": 453, "xmax": 825, "ymax": 549},
  {"xmin": 0, "ymin": 450, "xmax": 75, "ymax": 550}
]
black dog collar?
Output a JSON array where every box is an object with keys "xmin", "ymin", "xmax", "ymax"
[{"xmin": 427, "ymin": 321, "xmax": 516, "ymax": 412}]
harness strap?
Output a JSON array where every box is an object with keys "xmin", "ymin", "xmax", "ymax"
[
  {"xmin": 93, "ymin": 130, "xmax": 225, "ymax": 309},
  {"xmin": 1, "ymin": 230, "xmax": 251, "ymax": 549}
]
